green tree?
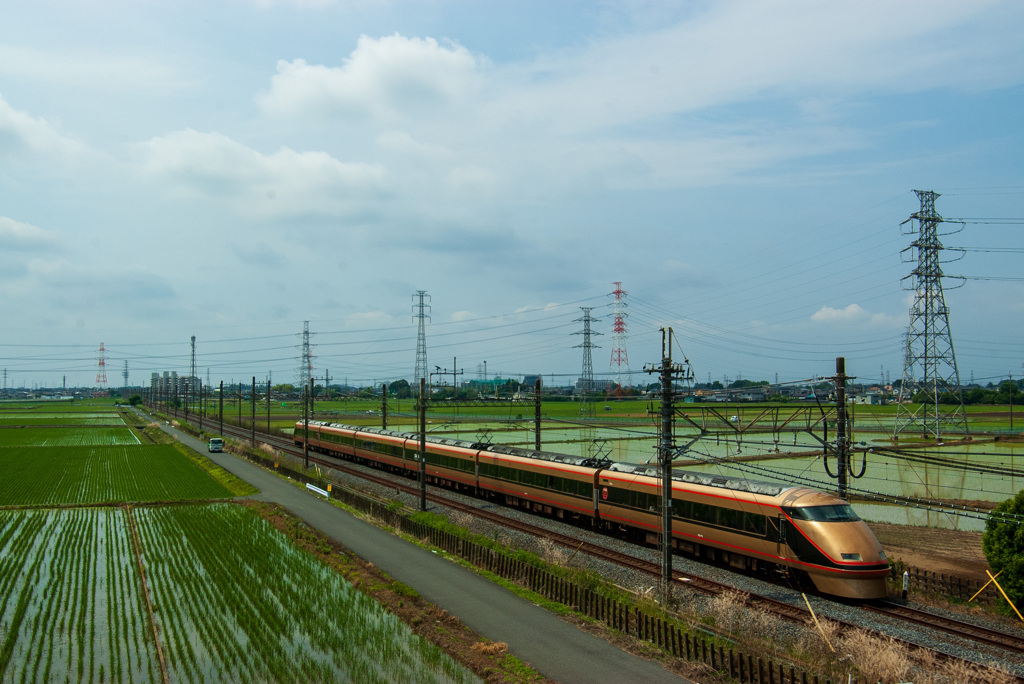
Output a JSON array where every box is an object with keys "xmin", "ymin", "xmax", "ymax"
[
  {"xmin": 128, "ymin": 394, "xmax": 143, "ymax": 407},
  {"xmin": 982, "ymin": 490, "xmax": 1024, "ymax": 610},
  {"xmin": 388, "ymin": 379, "xmax": 412, "ymax": 399}
]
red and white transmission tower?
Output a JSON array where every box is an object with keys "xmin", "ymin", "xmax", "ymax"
[
  {"xmin": 96, "ymin": 342, "xmax": 108, "ymax": 387},
  {"xmin": 609, "ymin": 282, "xmax": 630, "ymax": 396}
]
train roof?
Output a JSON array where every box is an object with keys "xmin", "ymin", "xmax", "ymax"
[
  {"xmin": 308, "ymin": 421, "xmax": 791, "ymax": 494},
  {"xmin": 481, "ymin": 443, "xmax": 605, "ymax": 468},
  {"xmin": 606, "ymin": 462, "xmax": 790, "ymax": 497}
]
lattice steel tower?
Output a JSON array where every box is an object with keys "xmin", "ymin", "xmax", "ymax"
[
  {"xmin": 413, "ymin": 291, "xmax": 431, "ymax": 392},
  {"xmin": 609, "ymin": 282, "xmax": 630, "ymax": 396},
  {"xmin": 95, "ymin": 342, "xmax": 107, "ymax": 388},
  {"xmin": 574, "ymin": 307, "xmax": 601, "ymax": 418},
  {"xmin": 894, "ymin": 190, "xmax": 968, "ymax": 439},
  {"xmin": 298, "ymin": 321, "xmax": 315, "ymax": 389}
]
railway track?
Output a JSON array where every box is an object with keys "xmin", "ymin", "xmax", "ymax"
[
  {"xmin": 864, "ymin": 601, "xmax": 1024, "ymax": 656},
  {"xmin": 206, "ymin": 417, "xmax": 1024, "ymax": 679}
]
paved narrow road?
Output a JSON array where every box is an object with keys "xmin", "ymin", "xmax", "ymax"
[{"xmin": 149, "ymin": 414, "xmax": 690, "ymax": 684}]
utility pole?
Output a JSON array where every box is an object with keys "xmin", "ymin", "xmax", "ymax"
[
  {"xmin": 250, "ymin": 377, "xmax": 256, "ymax": 446},
  {"xmin": 609, "ymin": 282, "xmax": 630, "ymax": 397},
  {"xmin": 534, "ymin": 378, "xmax": 542, "ymax": 452},
  {"xmin": 413, "ymin": 291, "xmax": 431, "ymax": 393},
  {"xmin": 418, "ymin": 377, "xmax": 427, "ymax": 511},
  {"xmin": 433, "ymin": 358, "xmax": 463, "ymax": 396},
  {"xmin": 644, "ymin": 328, "xmax": 693, "ymax": 605},
  {"xmin": 219, "ymin": 381, "xmax": 224, "ymax": 436},
  {"xmin": 822, "ymin": 358, "xmax": 865, "ymax": 499},
  {"xmin": 382, "ymin": 383, "xmax": 388, "ymax": 430},
  {"xmin": 303, "ymin": 380, "xmax": 310, "ymax": 469},
  {"xmin": 298, "ymin": 321, "xmax": 314, "ymax": 393},
  {"xmin": 834, "ymin": 359, "xmax": 850, "ymax": 500},
  {"xmin": 895, "ymin": 190, "xmax": 968, "ymax": 440},
  {"xmin": 574, "ymin": 307, "xmax": 601, "ymax": 419}
]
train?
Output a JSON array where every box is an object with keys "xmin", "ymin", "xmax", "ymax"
[{"xmin": 295, "ymin": 420, "xmax": 891, "ymax": 599}]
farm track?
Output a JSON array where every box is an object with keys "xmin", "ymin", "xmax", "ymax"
[{"xmin": 214, "ymin": 420, "xmax": 1024, "ymax": 681}]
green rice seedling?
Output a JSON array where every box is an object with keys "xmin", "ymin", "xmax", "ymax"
[{"xmin": 127, "ymin": 503, "xmax": 480, "ymax": 683}]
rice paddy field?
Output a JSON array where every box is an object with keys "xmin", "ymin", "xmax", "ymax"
[
  {"xmin": 0, "ymin": 505, "xmax": 477, "ymax": 684},
  {"xmin": 0, "ymin": 414, "xmax": 126, "ymax": 426},
  {"xmin": 0, "ymin": 445, "xmax": 233, "ymax": 506},
  {"xmin": 0, "ymin": 400, "xmax": 480, "ymax": 683},
  {"xmin": 0, "ymin": 427, "xmax": 139, "ymax": 447}
]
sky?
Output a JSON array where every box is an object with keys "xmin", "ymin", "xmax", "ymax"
[{"xmin": 1, "ymin": 0, "xmax": 1022, "ymax": 391}]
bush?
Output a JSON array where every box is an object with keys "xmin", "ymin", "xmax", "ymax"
[{"xmin": 981, "ymin": 490, "xmax": 1024, "ymax": 610}]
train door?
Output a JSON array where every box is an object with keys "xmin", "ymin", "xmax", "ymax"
[{"xmin": 775, "ymin": 515, "xmax": 789, "ymax": 560}]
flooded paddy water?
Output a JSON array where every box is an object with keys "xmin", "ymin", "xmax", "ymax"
[{"xmin": 422, "ymin": 417, "xmax": 1023, "ymax": 532}]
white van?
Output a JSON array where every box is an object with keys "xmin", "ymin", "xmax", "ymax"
[{"xmin": 208, "ymin": 438, "xmax": 224, "ymax": 453}]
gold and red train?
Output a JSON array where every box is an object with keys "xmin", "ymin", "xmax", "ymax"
[{"xmin": 295, "ymin": 420, "xmax": 890, "ymax": 599}]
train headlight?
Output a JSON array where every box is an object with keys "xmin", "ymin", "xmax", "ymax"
[{"xmin": 841, "ymin": 553, "xmax": 862, "ymax": 561}]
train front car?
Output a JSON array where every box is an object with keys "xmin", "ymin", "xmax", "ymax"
[{"xmin": 778, "ymin": 488, "xmax": 889, "ymax": 599}]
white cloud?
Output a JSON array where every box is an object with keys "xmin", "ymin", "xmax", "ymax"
[
  {"xmin": 811, "ymin": 304, "xmax": 902, "ymax": 328},
  {"xmin": 491, "ymin": 0, "xmax": 1022, "ymax": 136},
  {"xmin": 248, "ymin": 0, "xmax": 352, "ymax": 7},
  {"xmin": 445, "ymin": 165, "xmax": 496, "ymax": 195},
  {"xmin": 0, "ymin": 45, "xmax": 190, "ymax": 93},
  {"xmin": 134, "ymin": 129, "xmax": 387, "ymax": 217},
  {"xmin": 0, "ymin": 219, "xmax": 61, "ymax": 279},
  {"xmin": 347, "ymin": 311, "xmax": 393, "ymax": 327},
  {"xmin": 0, "ymin": 92, "xmax": 90, "ymax": 160},
  {"xmin": 0, "ymin": 217, "xmax": 59, "ymax": 250},
  {"xmin": 376, "ymin": 131, "xmax": 454, "ymax": 161},
  {"xmin": 812, "ymin": 304, "xmax": 869, "ymax": 323},
  {"xmin": 257, "ymin": 34, "xmax": 484, "ymax": 122}
]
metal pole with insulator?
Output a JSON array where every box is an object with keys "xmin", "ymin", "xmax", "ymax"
[
  {"xmin": 419, "ymin": 377, "xmax": 427, "ymax": 511},
  {"xmin": 835, "ymin": 357, "xmax": 849, "ymax": 500},
  {"xmin": 659, "ymin": 329, "xmax": 675, "ymax": 605},
  {"xmin": 303, "ymin": 381, "xmax": 310, "ymax": 469},
  {"xmin": 535, "ymin": 378, "xmax": 542, "ymax": 452},
  {"xmin": 250, "ymin": 377, "xmax": 256, "ymax": 446}
]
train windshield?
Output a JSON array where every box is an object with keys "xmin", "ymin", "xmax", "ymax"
[{"xmin": 783, "ymin": 504, "xmax": 860, "ymax": 522}]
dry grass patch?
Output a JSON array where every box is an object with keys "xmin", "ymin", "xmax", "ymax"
[
  {"xmin": 838, "ymin": 629, "xmax": 912, "ymax": 684},
  {"xmin": 705, "ymin": 588, "xmax": 748, "ymax": 633},
  {"xmin": 537, "ymin": 538, "xmax": 568, "ymax": 566},
  {"xmin": 472, "ymin": 641, "xmax": 508, "ymax": 656}
]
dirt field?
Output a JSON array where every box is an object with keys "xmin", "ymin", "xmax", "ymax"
[{"xmin": 867, "ymin": 521, "xmax": 990, "ymax": 580}]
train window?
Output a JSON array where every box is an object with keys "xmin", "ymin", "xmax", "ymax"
[
  {"xmin": 783, "ymin": 505, "xmax": 860, "ymax": 522},
  {"xmin": 604, "ymin": 487, "xmax": 626, "ymax": 506},
  {"xmin": 690, "ymin": 502, "xmax": 714, "ymax": 524},
  {"xmin": 672, "ymin": 499, "xmax": 690, "ymax": 518},
  {"xmin": 742, "ymin": 512, "xmax": 767, "ymax": 536},
  {"xmin": 717, "ymin": 508, "xmax": 739, "ymax": 529}
]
